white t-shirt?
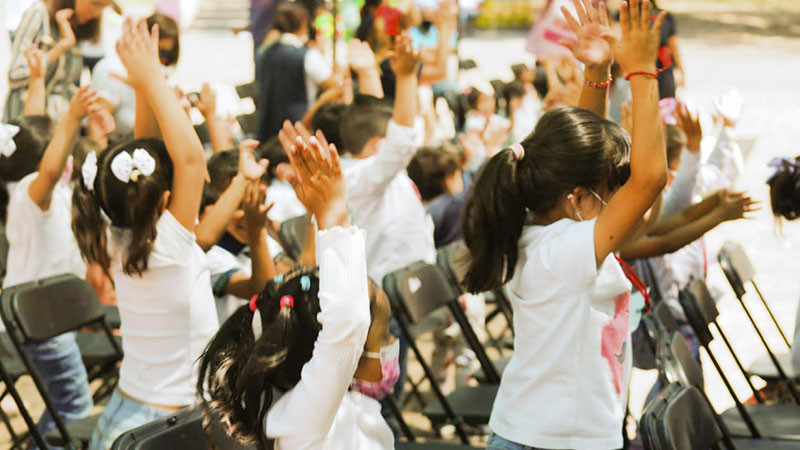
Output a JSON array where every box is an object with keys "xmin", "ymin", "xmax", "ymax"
[
  {"xmin": 111, "ymin": 210, "xmax": 218, "ymax": 406},
  {"xmin": 341, "ymin": 121, "xmax": 436, "ymax": 283},
  {"xmin": 267, "ymin": 180, "xmax": 306, "ymax": 223},
  {"xmin": 91, "ymin": 53, "xmax": 136, "ymax": 136},
  {"xmin": 490, "ymin": 218, "xmax": 632, "ymax": 449},
  {"xmin": 4, "ymin": 173, "xmax": 86, "ymax": 290}
]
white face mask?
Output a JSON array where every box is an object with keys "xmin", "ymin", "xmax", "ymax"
[
  {"xmin": 351, "ymin": 340, "xmax": 401, "ymax": 400},
  {"xmin": 568, "ymin": 189, "xmax": 607, "ymax": 221}
]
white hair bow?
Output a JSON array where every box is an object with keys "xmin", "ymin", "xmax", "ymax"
[
  {"xmin": 82, "ymin": 151, "xmax": 98, "ymax": 191},
  {"xmin": 111, "ymin": 148, "xmax": 156, "ymax": 183},
  {"xmin": 0, "ymin": 124, "xmax": 21, "ymax": 158}
]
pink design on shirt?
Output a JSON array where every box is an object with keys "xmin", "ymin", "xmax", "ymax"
[{"xmin": 601, "ymin": 292, "xmax": 630, "ymax": 394}]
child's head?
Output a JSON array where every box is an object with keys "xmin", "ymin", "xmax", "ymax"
[
  {"xmin": 532, "ymin": 65, "xmax": 549, "ymax": 100},
  {"xmin": 467, "ymin": 88, "xmax": 495, "ymax": 116},
  {"xmin": 503, "ymin": 81, "xmax": 526, "ymax": 117},
  {"xmin": 407, "ymin": 145, "xmax": 462, "ymax": 202},
  {"xmin": 767, "ymin": 157, "xmax": 800, "ymax": 221},
  {"xmin": 311, "ymin": 102, "xmax": 346, "ymax": 152},
  {"xmin": 198, "ymin": 269, "xmax": 394, "ymax": 446},
  {"xmin": 340, "ymin": 96, "xmax": 393, "ymax": 158},
  {"xmin": 511, "ymin": 63, "xmax": 534, "ymax": 85},
  {"xmin": 462, "ymin": 106, "xmax": 630, "ymax": 293},
  {"xmin": 0, "ymin": 117, "xmax": 54, "ymax": 223},
  {"xmin": 272, "ymin": 2, "xmax": 311, "ymax": 40},
  {"xmin": 257, "ymin": 136, "xmax": 292, "ymax": 184},
  {"xmin": 146, "ymin": 13, "xmax": 180, "ymax": 66},
  {"xmin": 72, "ymin": 139, "xmax": 174, "ymax": 276},
  {"xmin": 665, "ymin": 125, "xmax": 686, "ymax": 186}
]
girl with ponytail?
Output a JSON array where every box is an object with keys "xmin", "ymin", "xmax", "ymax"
[
  {"xmin": 464, "ymin": 1, "xmax": 668, "ymax": 448},
  {"xmin": 198, "ymin": 124, "xmax": 397, "ymax": 449}
]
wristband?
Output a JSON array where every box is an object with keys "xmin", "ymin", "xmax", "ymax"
[
  {"xmin": 624, "ymin": 63, "xmax": 672, "ymax": 81},
  {"xmin": 584, "ymin": 75, "xmax": 613, "ymax": 89}
]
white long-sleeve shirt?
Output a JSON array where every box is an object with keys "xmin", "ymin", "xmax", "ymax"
[
  {"xmin": 265, "ymin": 226, "xmax": 393, "ymax": 449},
  {"xmin": 341, "ymin": 121, "xmax": 436, "ymax": 283}
]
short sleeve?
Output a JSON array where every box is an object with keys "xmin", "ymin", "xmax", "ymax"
[
  {"xmin": 539, "ymin": 219, "xmax": 598, "ymax": 285},
  {"xmin": 304, "ymin": 48, "xmax": 331, "ymax": 86},
  {"xmin": 150, "ymin": 210, "xmax": 197, "ymax": 263}
]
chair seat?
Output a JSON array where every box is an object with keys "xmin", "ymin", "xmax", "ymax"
[
  {"xmin": 423, "ymin": 385, "xmax": 498, "ymax": 425},
  {"xmin": 77, "ymin": 332, "xmax": 122, "ymax": 367},
  {"xmin": 748, "ymin": 352, "xmax": 797, "ymax": 381},
  {"xmin": 722, "ymin": 404, "xmax": 800, "ymax": 441},
  {"xmin": 44, "ymin": 413, "xmax": 101, "ymax": 446},
  {"xmin": 733, "ymin": 438, "xmax": 800, "ymax": 449},
  {"xmin": 474, "ymin": 356, "xmax": 511, "ymax": 384},
  {"xmin": 397, "ymin": 441, "xmax": 482, "ymax": 449}
]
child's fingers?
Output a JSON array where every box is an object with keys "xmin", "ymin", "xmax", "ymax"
[
  {"xmin": 328, "ymin": 144, "xmax": 342, "ymax": 175},
  {"xmin": 570, "ymin": 0, "xmax": 588, "ymax": 25},
  {"xmin": 599, "ymin": 1, "xmax": 610, "ymax": 26},
  {"xmin": 282, "ymin": 120, "xmax": 299, "ymax": 144},
  {"xmin": 561, "ymin": 7, "xmax": 581, "ymax": 33},
  {"xmin": 582, "ymin": 0, "xmax": 598, "ymax": 23},
  {"xmin": 618, "ymin": 2, "xmax": 630, "ymax": 36},
  {"xmin": 640, "ymin": 0, "xmax": 650, "ymax": 30},
  {"xmin": 630, "ymin": 0, "xmax": 640, "ymax": 30},
  {"xmin": 292, "ymin": 136, "xmax": 314, "ymax": 180},
  {"xmin": 315, "ymin": 130, "xmax": 330, "ymax": 151},
  {"xmin": 306, "ymin": 136, "xmax": 326, "ymax": 171},
  {"xmin": 295, "ymin": 121, "xmax": 312, "ymax": 142},
  {"xmin": 150, "ymin": 23, "xmax": 160, "ymax": 48},
  {"xmin": 239, "ymin": 139, "xmax": 259, "ymax": 153},
  {"xmin": 651, "ymin": 10, "xmax": 667, "ymax": 35}
]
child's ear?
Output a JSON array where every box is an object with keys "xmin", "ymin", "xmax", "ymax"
[{"xmin": 161, "ymin": 190, "xmax": 171, "ymax": 213}]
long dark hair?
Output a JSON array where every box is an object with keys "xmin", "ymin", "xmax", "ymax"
[
  {"xmin": 197, "ymin": 268, "xmax": 322, "ymax": 448},
  {"xmin": 0, "ymin": 116, "xmax": 53, "ymax": 224},
  {"xmin": 461, "ymin": 106, "xmax": 631, "ymax": 293},
  {"xmin": 768, "ymin": 156, "xmax": 800, "ymax": 221},
  {"xmin": 47, "ymin": 0, "xmax": 102, "ymax": 42},
  {"xmin": 72, "ymin": 139, "xmax": 173, "ymax": 276}
]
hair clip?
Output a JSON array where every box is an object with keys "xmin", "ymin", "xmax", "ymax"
[
  {"xmin": 766, "ymin": 157, "xmax": 800, "ymax": 188},
  {"xmin": 510, "ymin": 143, "xmax": 525, "ymax": 161},
  {"xmin": 280, "ymin": 295, "xmax": 294, "ymax": 309},
  {"xmin": 82, "ymin": 151, "xmax": 98, "ymax": 192},
  {"xmin": 249, "ymin": 294, "xmax": 259, "ymax": 312},
  {"xmin": 0, "ymin": 124, "xmax": 20, "ymax": 158},
  {"xmin": 111, "ymin": 148, "xmax": 156, "ymax": 184},
  {"xmin": 300, "ymin": 275, "xmax": 311, "ymax": 292}
]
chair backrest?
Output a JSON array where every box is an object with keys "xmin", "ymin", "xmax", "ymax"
[
  {"xmin": 0, "ymin": 274, "xmax": 105, "ymax": 343},
  {"xmin": 435, "ymin": 241, "xmax": 470, "ymax": 294},
  {"xmin": 686, "ymin": 280, "xmax": 720, "ymax": 323},
  {"xmin": 236, "ymin": 113, "xmax": 260, "ymax": 137},
  {"xmin": 659, "ymin": 331, "xmax": 704, "ymax": 390},
  {"xmin": 235, "ymin": 81, "xmax": 259, "ymax": 101},
  {"xmin": 382, "ymin": 262, "xmax": 460, "ymax": 325},
  {"xmin": 277, "ymin": 214, "xmax": 308, "ymax": 261},
  {"xmin": 652, "ymin": 301, "xmax": 679, "ymax": 333},
  {"xmin": 662, "ymin": 385, "xmax": 724, "ymax": 450},
  {"xmin": 718, "ymin": 242, "xmax": 754, "ymax": 299},
  {"xmin": 677, "ymin": 287, "xmax": 714, "ymax": 347}
]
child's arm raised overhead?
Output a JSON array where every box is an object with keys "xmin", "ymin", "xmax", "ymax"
[
  {"xmin": 594, "ymin": 0, "xmax": 667, "ymax": 266},
  {"xmin": 561, "ymin": 0, "xmax": 614, "ymax": 118},
  {"xmin": 22, "ymin": 46, "xmax": 46, "ymax": 117},
  {"xmin": 117, "ymin": 18, "xmax": 206, "ymax": 230},
  {"xmin": 29, "ymin": 86, "xmax": 100, "ymax": 210},
  {"xmin": 391, "ymin": 33, "xmax": 420, "ymax": 128}
]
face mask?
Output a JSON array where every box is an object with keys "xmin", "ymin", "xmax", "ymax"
[{"xmin": 351, "ymin": 339, "xmax": 400, "ymax": 400}]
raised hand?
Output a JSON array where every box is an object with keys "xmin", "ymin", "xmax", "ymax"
[
  {"xmin": 674, "ymin": 102, "xmax": 701, "ymax": 153},
  {"xmin": 561, "ymin": 0, "xmax": 614, "ymax": 69},
  {"xmin": 278, "ymin": 121, "xmax": 347, "ymax": 229},
  {"xmin": 54, "ymin": 9, "xmax": 77, "ymax": 50},
  {"xmin": 67, "ymin": 86, "xmax": 104, "ymax": 120},
  {"xmin": 192, "ymin": 83, "xmax": 217, "ymax": 119},
  {"xmin": 714, "ymin": 89, "xmax": 743, "ymax": 128},
  {"xmin": 243, "ymin": 181, "xmax": 272, "ymax": 232},
  {"xmin": 718, "ymin": 191, "xmax": 758, "ymax": 221},
  {"xmin": 389, "ymin": 33, "xmax": 420, "ymax": 78},
  {"xmin": 24, "ymin": 45, "xmax": 46, "ymax": 80},
  {"xmin": 238, "ymin": 139, "xmax": 269, "ymax": 181},
  {"xmin": 614, "ymin": 0, "xmax": 665, "ymax": 74},
  {"xmin": 116, "ymin": 17, "xmax": 161, "ymax": 88}
]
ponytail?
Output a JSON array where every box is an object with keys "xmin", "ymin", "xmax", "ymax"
[
  {"xmin": 0, "ymin": 185, "xmax": 8, "ymax": 225},
  {"xmin": 72, "ymin": 175, "xmax": 111, "ymax": 275},
  {"xmin": 462, "ymin": 149, "xmax": 528, "ymax": 293}
]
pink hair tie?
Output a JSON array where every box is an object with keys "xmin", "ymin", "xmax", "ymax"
[
  {"xmin": 280, "ymin": 295, "xmax": 295, "ymax": 309},
  {"xmin": 249, "ymin": 295, "xmax": 259, "ymax": 312},
  {"xmin": 510, "ymin": 143, "xmax": 525, "ymax": 161}
]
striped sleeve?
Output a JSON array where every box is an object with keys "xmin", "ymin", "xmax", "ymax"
[{"xmin": 8, "ymin": 4, "xmax": 48, "ymax": 86}]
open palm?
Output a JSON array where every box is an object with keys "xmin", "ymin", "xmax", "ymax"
[{"xmin": 561, "ymin": 0, "xmax": 614, "ymax": 68}]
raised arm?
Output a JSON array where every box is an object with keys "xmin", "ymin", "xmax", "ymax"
[
  {"xmin": 594, "ymin": 0, "xmax": 667, "ymax": 266},
  {"xmin": 193, "ymin": 83, "xmax": 234, "ymax": 152},
  {"xmin": 29, "ymin": 87, "xmax": 99, "ymax": 210},
  {"xmin": 196, "ymin": 141, "xmax": 268, "ymax": 250},
  {"xmin": 348, "ymin": 40, "xmax": 383, "ymax": 98},
  {"xmin": 266, "ymin": 110, "xmax": 371, "ymax": 445},
  {"xmin": 117, "ymin": 18, "xmax": 206, "ymax": 230},
  {"xmin": 561, "ymin": 0, "xmax": 614, "ymax": 118},
  {"xmin": 22, "ymin": 46, "xmax": 46, "ymax": 117},
  {"xmin": 419, "ymin": 0, "xmax": 457, "ymax": 85}
]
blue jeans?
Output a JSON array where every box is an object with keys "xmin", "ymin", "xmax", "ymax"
[
  {"xmin": 1, "ymin": 331, "xmax": 93, "ymax": 445},
  {"xmin": 487, "ymin": 433, "xmax": 545, "ymax": 450},
  {"xmin": 89, "ymin": 389, "xmax": 173, "ymax": 450}
]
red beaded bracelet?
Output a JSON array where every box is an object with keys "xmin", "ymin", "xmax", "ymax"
[
  {"xmin": 584, "ymin": 75, "xmax": 613, "ymax": 89},
  {"xmin": 624, "ymin": 65, "xmax": 671, "ymax": 81}
]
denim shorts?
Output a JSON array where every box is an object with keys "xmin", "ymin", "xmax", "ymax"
[
  {"xmin": 88, "ymin": 389, "xmax": 173, "ymax": 450},
  {"xmin": 487, "ymin": 433, "xmax": 546, "ymax": 450}
]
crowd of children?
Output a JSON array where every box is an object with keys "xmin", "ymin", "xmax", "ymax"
[{"xmin": 0, "ymin": 0, "xmax": 791, "ymax": 448}]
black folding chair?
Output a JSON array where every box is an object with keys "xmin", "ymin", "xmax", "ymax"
[
  {"xmin": 0, "ymin": 273, "xmax": 124, "ymax": 448},
  {"xmin": 0, "ymin": 352, "xmax": 36, "ymax": 449},
  {"xmin": 277, "ymin": 214, "xmax": 308, "ymax": 262},
  {"xmin": 383, "ymin": 262, "xmax": 499, "ymax": 444},
  {"xmin": 653, "ymin": 332, "xmax": 800, "ymax": 449},
  {"xmin": 678, "ymin": 282, "xmax": 800, "ymax": 441},
  {"xmin": 640, "ymin": 383, "xmax": 727, "ymax": 450},
  {"xmin": 236, "ymin": 113, "xmax": 260, "ymax": 138},
  {"xmin": 718, "ymin": 242, "xmax": 796, "ymax": 383},
  {"xmin": 235, "ymin": 81, "xmax": 259, "ymax": 101}
]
